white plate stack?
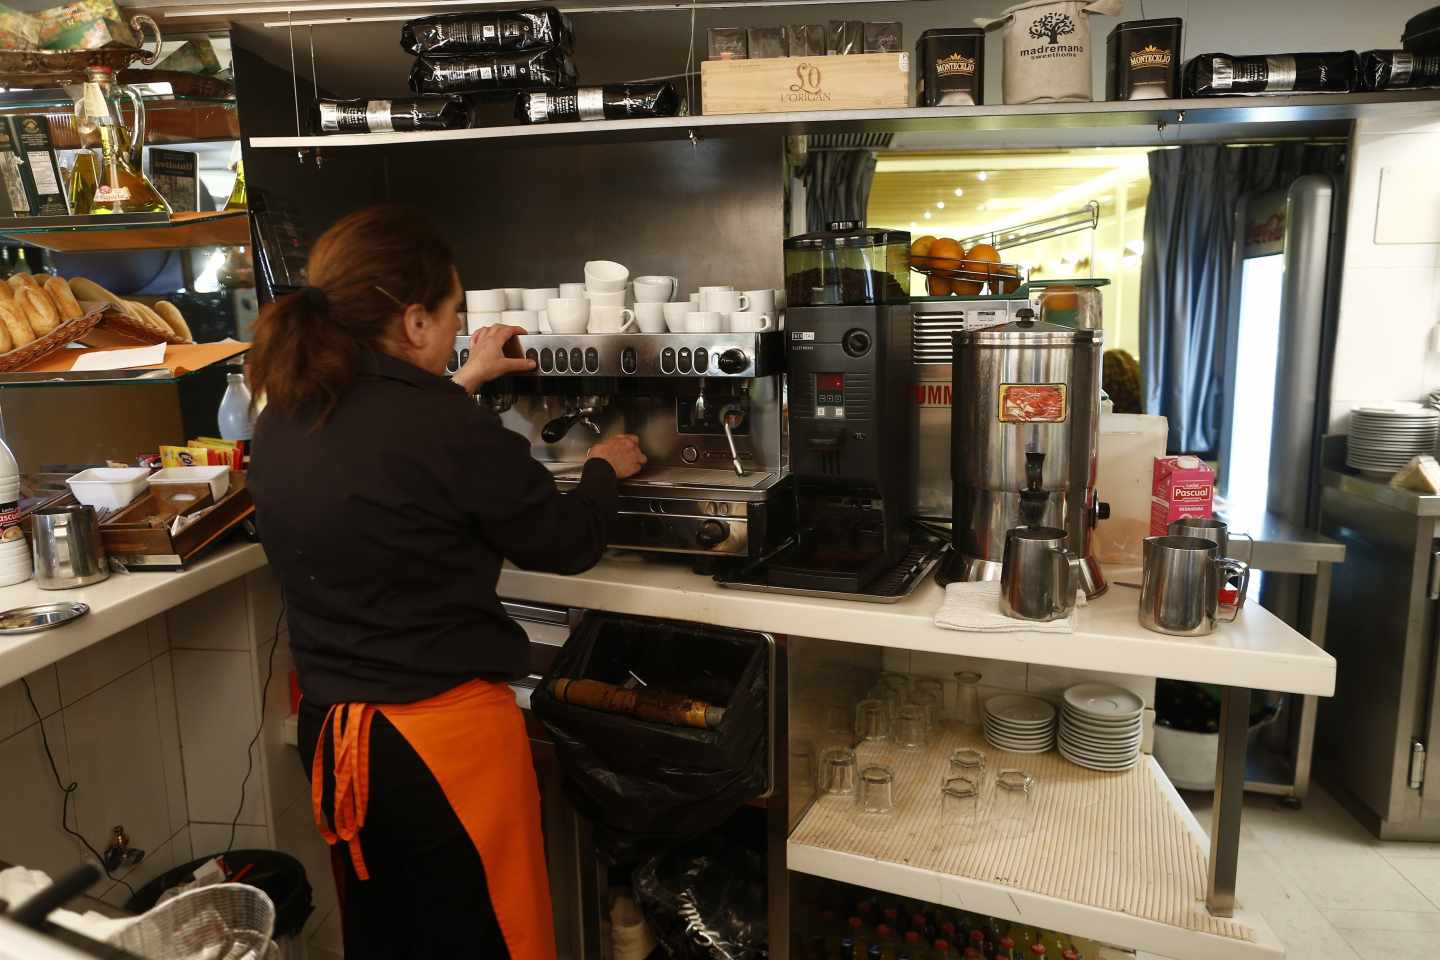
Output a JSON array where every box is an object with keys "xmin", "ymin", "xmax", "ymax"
[
  {"xmin": 983, "ymin": 694, "xmax": 1057, "ymax": 754},
  {"xmin": 1058, "ymin": 683, "xmax": 1143, "ymax": 771},
  {"xmin": 1346, "ymin": 402, "xmax": 1440, "ymax": 476}
]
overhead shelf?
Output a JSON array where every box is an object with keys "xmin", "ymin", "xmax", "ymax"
[
  {"xmin": 249, "ymin": 91, "xmax": 1440, "ymax": 152},
  {"xmin": 0, "ymin": 209, "xmax": 249, "ymax": 252},
  {"xmin": 787, "ymin": 738, "xmax": 1283, "ymax": 960}
]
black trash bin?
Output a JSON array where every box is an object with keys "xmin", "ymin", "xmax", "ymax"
[{"xmin": 123, "ymin": 849, "xmax": 313, "ymax": 940}]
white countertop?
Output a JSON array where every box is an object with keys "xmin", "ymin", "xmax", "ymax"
[
  {"xmin": 0, "ymin": 542, "xmax": 267, "ymax": 688},
  {"xmin": 497, "ymin": 554, "xmax": 1337, "ymax": 697}
]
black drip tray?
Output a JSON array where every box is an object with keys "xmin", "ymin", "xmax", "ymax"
[{"xmin": 715, "ymin": 528, "xmax": 947, "ymax": 604}]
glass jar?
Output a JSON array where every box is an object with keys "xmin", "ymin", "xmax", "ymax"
[{"xmin": 783, "ymin": 220, "xmax": 910, "ymax": 307}]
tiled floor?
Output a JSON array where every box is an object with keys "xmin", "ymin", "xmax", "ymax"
[{"xmin": 1185, "ymin": 785, "xmax": 1440, "ymax": 959}]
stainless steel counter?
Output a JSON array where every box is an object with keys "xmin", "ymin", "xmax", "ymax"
[
  {"xmin": 1217, "ymin": 503, "xmax": 1348, "ymax": 574},
  {"xmin": 1321, "ymin": 468, "xmax": 1440, "ymax": 518}
]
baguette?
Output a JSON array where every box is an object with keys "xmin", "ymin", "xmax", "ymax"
[
  {"xmin": 0, "ymin": 310, "xmax": 13, "ymax": 352},
  {"xmin": 67, "ymin": 277, "xmax": 133, "ymax": 318},
  {"xmin": 8, "ymin": 273, "xmax": 38, "ymax": 293},
  {"xmin": 125, "ymin": 300, "xmax": 174, "ymax": 340},
  {"xmin": 0, "ymin": 300, "xmax": 34, "ymax": 349},
  {"xmin": 17, "ymin": 286, "xmax": 58, "ymax": 336},
  {"xmin": 154, "ymin": 301, "xmax": 193, "ymax": 343},
  {"xmin": 43, "ymin": 276, "xmax": 83, "ymax": 321},
  {"xmin": 0, "ymin": 282, "xmax": 16, "ymax": 304}
]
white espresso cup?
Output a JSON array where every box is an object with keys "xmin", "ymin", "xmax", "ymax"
[
  {"xmin": 688, "ymin": 293, "xmax": 701, "ymax": 308},
  {"xmin": 589, "ymin": 306, "xmax": 637, "ymax": 334},
  {"xmin": 728, "ymin": 311, "xmax": 773, "ymax": 333},
  {"xmin": 634, "ymin": 301, "xmax": 668, "ymax": 333},
  {"xmin": 743, "ymin": 289, "xmax": 776, "ymax": 316},
  {"xmin": 546, "ymin": 298, "xmax": 590, "ymax": 334},
  {"xmin": 584, "ymin": 260, "xmax": 629, "ymax": 293},
  {"xmin": 696, "ymin": 284, "xmax": 733, "ymax": 297},
  {"xmin": 522, "ymin": 287, "xmax": 559, "ymax": 312},
  {"xmin": 466, "ymin": 289, "xmax": 507, "ymax": 313},
  {"xmin": 662, "ymin": 301, "xmax": 690, "ymax": 333},
  {"xmin": 502, "ymin": 287, "xmax": 524, "ymax": 310},
  {"xmin": 685, "ymin": 311, "xmax": 725, "ymax": 333},
  {"xmin": 468, "ymin": 311, "xmax": 502, "ymax": 333},
  {"xmin": 584, "ymin": 289, "xmax": 626, "ymax": 308},
  {"xmin": 701, "ymin": 289, "xmax": 750, "ymax": 314},
  {"xmin": 633, "ymin": 275, "xmax": 679, "ymax": 303},
  {"xmin": 501, "ymin": 309, "xmax": 541, "ymax": 334},
  {"xmin": 558, "ymin": 282, "xmax": 587, "ymax": 299}
]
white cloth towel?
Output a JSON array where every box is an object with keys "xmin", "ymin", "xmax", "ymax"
[{"xmin": 933, "ymin": 579, "xmax": 1078, "ymax": 634}]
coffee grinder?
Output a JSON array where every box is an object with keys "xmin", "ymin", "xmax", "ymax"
[{"xmin": 748, "ymin": 221, "xmax": 915, "ymax": 593}]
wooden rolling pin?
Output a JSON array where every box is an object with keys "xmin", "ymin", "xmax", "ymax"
[{"xmin": 549, "ymin": 678, "xmax": 726, "ymax": 729}]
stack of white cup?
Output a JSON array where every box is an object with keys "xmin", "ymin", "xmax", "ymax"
[
  {"xmin": 583, "ymin": 261, "xmax": 634, "ymax": 334},
  {"xmin": 683, "ymin": 285, "xmax": 783, "ymax": 335},
  {"xmin": 0, "ymin": 437, "xmax": 31, "ymax": 587}
]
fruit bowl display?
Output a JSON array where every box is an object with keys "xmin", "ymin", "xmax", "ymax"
[{"xmin": 910, "ymin": 235, "xmax": 1024, "ymax": 297}]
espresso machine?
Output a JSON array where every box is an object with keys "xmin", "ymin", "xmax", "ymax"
[
  {"xmin": 457, "ymin": 331, "xmax": 790, "ymax": 559},
  {"xmin": 721, "ymin": 221, "xmax": 923, "ymax": 595},
  {"xmin": 937, "ymin": 312, "xmax": 1109, "ymax": 597}
]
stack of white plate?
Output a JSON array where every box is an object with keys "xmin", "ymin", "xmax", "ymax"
[
  {"xmin": 1347, "ymin": 402, "xmax": 1440, "ymax": 476},
  {"xmin": 983, "ymin": 694, "xmax": 1057, "ymax": 754},
  {"xmin": 1059, "ymin": 683, "xmax": 1143, "ymax": 771}
]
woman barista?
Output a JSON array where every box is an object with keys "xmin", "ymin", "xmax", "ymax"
[{"xmin": 247, "ymin": 206, "xmax": 645, "ymax": 959}]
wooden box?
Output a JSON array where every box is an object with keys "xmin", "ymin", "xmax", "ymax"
[{"xmin": 701, "ymin": 53, "xmax": 910, "ymax": 115}]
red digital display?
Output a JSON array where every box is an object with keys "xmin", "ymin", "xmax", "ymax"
[{"xmin": 816, "ymin": 373, "xmax": 845, "ymax": 392}]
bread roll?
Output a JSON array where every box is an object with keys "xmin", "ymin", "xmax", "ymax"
[
  {"xmin": 154, "ymin": 301, "xmax": 193, "ymax": 343},
  {"xmin": 0, "ymin": 311, "xmax": 13, "ymax": 352},
  {"xmin": 44, "ymin": 276, "xmax": 83, "ymax": 321},
  {"xmin": 8, "ymin": 273, "xmax": 38, "ymax": 293},
  {"xmin": 17, "ymin": 286, "xmax": 59, "ymax": 336},
  {"xmin": 0, "ymin": 282, "xmax": 16, "ymax": 304},
  {"xmin": 0, "ymin": 300, "xmax": 35, "ymax": 349},
  {"xmin": 68, "ymin": 277, "xmax": 133, "ymax": 317},
  {"xmin": 125, "ymin": 301, "xmax": 173, "ymax": 340}
]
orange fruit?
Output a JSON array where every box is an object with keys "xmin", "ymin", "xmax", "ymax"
[
  {"xmin": 929, "ymin": 237, "xmax": 963, "ymax": 262},
  {"xmin": 994, "ymin": 264, "xmax": 1022, "ymax": 295},
  {"xmin": 926, "ymin": 275, "xmax": 951, "ymax": 297},
  {"xmin": 965, "ymin": 242, "xmax": 1001, "ymax": 264},
  {"xmin": 910, "ymin": 235, "xmax": 936, "ymax": 259}
]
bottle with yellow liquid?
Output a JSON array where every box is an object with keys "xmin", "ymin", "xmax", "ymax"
[
  {"xmin": 224, "ymin": 157, "xmax": 247, "ymax": 211},
  {"xmin": 74, "ymin": 65, "xmax": 169, "ymax": 215},
  {"xmin": 67, "ymin": 150, "xmax": 99, "ymax": 217}
]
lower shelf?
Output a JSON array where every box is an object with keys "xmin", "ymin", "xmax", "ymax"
[{"xmin": 786, "ymin": 732, "xmax": 1283, "ymax": 960}]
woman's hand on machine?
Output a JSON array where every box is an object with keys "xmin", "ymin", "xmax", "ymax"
[
  {"xmin": 454, "ymin": 324, "xmax": 537, "ymax": 393},
  {"xmin": 588, "ymin": 434, "xmax": 647, "ymax": 479}
]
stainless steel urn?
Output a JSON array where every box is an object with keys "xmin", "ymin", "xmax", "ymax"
[{"xmin": 946, "ymin": 315, "xmax": 1108, "ymax": 597}]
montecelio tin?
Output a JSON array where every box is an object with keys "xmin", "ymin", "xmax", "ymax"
[
  {"xmin": 917, "ymin": 28, "xmax": 985, "ymax": 106},
  {"xmin": 1106, "ymin": 18, "xmax": 1182, "ymax": 100}
]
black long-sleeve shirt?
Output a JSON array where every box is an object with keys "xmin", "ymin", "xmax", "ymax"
[{"xmin": 248, "ymin": 350, "xmax": 617, "ymax": 704}]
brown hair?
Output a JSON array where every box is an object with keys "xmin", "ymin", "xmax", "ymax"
[{"xmin": 248, "ymin": 204, "xmax": 456, "ymax": 424}]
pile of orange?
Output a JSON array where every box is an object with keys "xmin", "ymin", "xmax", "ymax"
[{"xmin": 910, "ymin": 236, "xmax": 1021, "ymax": 296}]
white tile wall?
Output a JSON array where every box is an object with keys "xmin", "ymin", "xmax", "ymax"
[
  {"xmin": 97, "ymin": 826, "xmax": 193, "ymax": 909},
  {"xmin": 0, "ymin": 716, "xmax": 85, "ymax": 878},
  {"xmin": 55, "ymin": 623, "xmax": 151, "ymax": 706},
  {"xmin": 167, "ymin": 578, "xmax": 251, "ymax": 651},
  {"xmin": 0, "ymin": 666, "xmax": 59, "ymax": 742},
  {"xmin": 151, "ymin": 654, "xmax": 189, "ymax": 836},
  {"xmin": 172, "ymin": 648, "xmax": 266, "ymax": 825},
  {"xmin": 188, "ymin": 822, "xmax": 272, "ymax": 855}
]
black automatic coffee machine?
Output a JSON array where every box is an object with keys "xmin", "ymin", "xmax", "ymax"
[{"xmin": 746, "ymin": 221, "xmax": 915, "ymax": 593}]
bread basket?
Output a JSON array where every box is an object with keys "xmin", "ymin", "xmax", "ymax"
[{"xmin": 0, "ymin": 302, "xmax": 105, "ymax": 373}]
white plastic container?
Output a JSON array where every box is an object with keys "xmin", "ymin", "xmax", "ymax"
[
  {"xmin": 1095, "ymin": 413, "xmax": 1168, "ymax": 565},
  {"xmin": 149, "ymin": 466, "xmax": 231, "ymax": 502},
  {"xmin": 217, "ymin": 372, "xmax": 254, "ymax": 441},
  {"xmin": 66, "ymin": 467, "xmax": 151, "ymax": 509},
  {"xmin": 0, "ymin": 435, "xmax": 27, "ymax": 587}
]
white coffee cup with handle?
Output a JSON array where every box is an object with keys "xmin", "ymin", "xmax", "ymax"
[
  {"xmin": 728, "ymin": 311, "xmax": 773, "ymax": 333},
  {"xmin": 546, "ymin": 298, "xmax": 590, "ymax": 334},
  {"xmin": 661, "ymin": 301, "xmax": 690, "ymax": 333},
  {"xmin": 522, "ymin": 288, "xmax": 559, "ymax": 312},
  {"xmin": 467, "ymin": 289, "xmax": 507, "ymax": 313},
  {"xmin": 743, "ymin": 289, "xmax": 776, "ymax": 316},
  {"xmin": 559, "ymin": 282, "xmax": 586, "ymax": 299},
  {"xmin": 701, "ymin": 289, "xmax": 750, "ymax": 314},
  {"xmin": 584, "ymin": 289, "xmax": 626, "ymax": 308},
  {"xmin": 685, "ymin": 311, "xmax": 725, "ymax": 333},
  {"xmin": 502, "ymin": 287, "xmax": 525, "ymax": 310},
  {"xmin": 468, "ymin": 311, "xmax": 502, "ymax": 333},
  {"xmin": 696, "ymin": 284, "xmax": 732, "ymax": 297},
  {"xmin": 584, "ymin": 260, "xmax": 629, "ymax": 293},
  {"xmin": 590, "ymin": 305, "xmax": 637, "ymax": 334},
  {"xmin": 501, "ymin": 310, "xmax": 541, "ymax": 334},
  {"xmin": 634, "ymin": 301, "xmax": 668, "ymax": 333},
  {"xmin": 633, "ymin": 275, "xmax": 679, "ymax": 303}
]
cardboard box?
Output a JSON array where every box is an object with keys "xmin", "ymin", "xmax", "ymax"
[
  {"xmin": 10, "ymin": 116, "xmax": 68, "ymax": 216},
  {"xmin": 701, "ymin": 52, "xmax": 910, "ymax": 115},
  {"xmin": 1150, "ymin": 455, "xmax": 1214, "ymax": 536}
]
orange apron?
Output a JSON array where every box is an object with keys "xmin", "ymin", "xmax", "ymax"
[{"xmin": 312, "ymin": 678, "xmax": 557, "ymax": 960}]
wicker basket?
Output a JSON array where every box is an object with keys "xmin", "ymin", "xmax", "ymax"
[
  {"xmin": 91, "ymin": 305, "xmax": 187, "ymax": 345},
  {"xmin": 0, "ymin": 302, "xmax": 104, "ymax": 372}
]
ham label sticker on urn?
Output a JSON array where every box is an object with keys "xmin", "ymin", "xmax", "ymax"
[
  {"xmin": 977, "ymin": 0, "xmax": 1123, "ymax": 104},
  {"xmin": 998, "ymin": 383, "xmax": 1067, "ymax": 423}
]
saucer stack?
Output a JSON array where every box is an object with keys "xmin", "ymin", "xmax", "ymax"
[
  {"xmin": 1059, "ymin": 683, "xmax": 1143, "ymax": 771},
  {"xmin": 1346, "ymin": 402, "xmax": 1440, "ymax": 476},
  {"xmin": 983, "ymin": 694, "xmax": 1057, "ymax": 754}
]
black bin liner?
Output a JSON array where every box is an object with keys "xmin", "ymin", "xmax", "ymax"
[
  {"xmin": 123, "ymin": 850, "xmax": 312, "ymax": 939},
  {"xmin": 633, "ymin": 835, "xmax": 767, "ymax": 960},
  {"xmin": 531, "ymin": 612, "xmax": 770, "ymax": 840}
]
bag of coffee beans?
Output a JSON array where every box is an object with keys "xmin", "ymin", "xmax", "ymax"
[
  {"xmin": 401, "ymin": 8, "xmax": 570, "ymax": 55},
  {"xmin": 1360, "ymin": 50, "xmax": 1440, "ymax": 90},
  {"xmin": 977, "ymin": 0, "xmax": 1124, "ymax": 104},
  {"xmin": 1185, "ymin": 52, "xmax": 1359, "ymax": 96},
  {"xmin": 916, "ymin": 28, "xmax": 985, "ymax": 106},
  {"xmin": 409, "ymin": 49, "xmax": 577, "ymax": 95}
]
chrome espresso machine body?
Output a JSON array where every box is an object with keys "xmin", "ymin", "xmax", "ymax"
[
  {"xmin": 938, "ymin": 316, "xmax": 1109, "ymax": 597},
  {"xmin": 458, "ymin": 332, "xmax": 789, "ymax": 559}
]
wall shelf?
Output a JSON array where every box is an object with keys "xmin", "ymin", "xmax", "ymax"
[
  {"xmin": 0, "ymin": 209, "xmax": 249, "ymax": 252},
  {"xmin": 249, "ymin": 91, "xmax": 1440, "ymax": 153}
]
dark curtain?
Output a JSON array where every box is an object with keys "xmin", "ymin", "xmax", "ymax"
[
  {"xmin": 1139, "ymin": 144, "xmax": 1345, "ymax": 454},
  {"xmin": 801, "ymin": 150, "xmax": 877, "ymax": 231}
]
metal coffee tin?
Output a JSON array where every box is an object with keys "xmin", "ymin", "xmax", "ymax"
[
  {"xmin": 917, "ymin": 28, "xmax": 985, "ymax": 106},
  {"xmin": 1106, "ymin": 18, "xmax": 1182, "ymax": 101}
]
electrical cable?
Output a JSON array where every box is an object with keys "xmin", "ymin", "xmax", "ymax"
[
  {"xmin": 20, "ymin": 678, "xmax": 135, "ymax": 898},
  {"xmin": 226, "ymin": 599, "xmax": 286, "ymax": 853}
]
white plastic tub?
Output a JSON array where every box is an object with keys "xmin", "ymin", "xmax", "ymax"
[
  {"xmin": 67, "ymin": 467, "xmax": 152, "ymax": 509},
  {"xmin": 148, "ymin": 466, "xmax": 230, "ymax": 502}
]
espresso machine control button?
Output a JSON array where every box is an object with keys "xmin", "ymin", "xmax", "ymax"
[
  {"xmin": 661, "ymin": 348, "xmax": 677, "ymax": 374},
  {"xmin": 619, "ymin": 347, "xmax": 636, "ymax": 375},
  {"xmin": 696, "ymin": 519, "xmax": 730, "ymax": 549},
  {"xmin": 677, "ymin": 348, "xmax": 693, "ymax": 373},
  {"xmin": 693, "ymin": 348, "xmax": 709, "ymax": 373},
  {"xmin": 525, "ymin": 348, "xmax": 540, "ymax": 370},
  {"xmin": 446, "ymin": 351, "xmax": 460, "ymax": 374},
  {"xmin": 586, "ymin": 348, "xmax": 601, "ymax": 373},
  {"xmin": 681, "ymin": 445, "xmax": 699, "ymax": 463},
  {"xmin": 569, "ymin": 348, "xmax": 584, "ymax": 372},
  {"xmin": 460, "ymin": 348, "xmax": 471, "ymax": 366},
  {"xmin": 842, "ymin": 329, "xmax": 872, "ymax": 358},
  {"xmin": 716, "ymin": 348, "xmax": 749, "ymax": 374},
  {"xmin": 555, "ymin": 349, "xmax": 569, "ymax": 373},
  {"xmin": 539, "ymin": 349, "xmax": 554, "ymax": 373}
]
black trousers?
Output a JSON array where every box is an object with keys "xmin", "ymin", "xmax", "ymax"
[{"xmin": 299, "ymin": 700, "xmax": 512, "ymax": 959}]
